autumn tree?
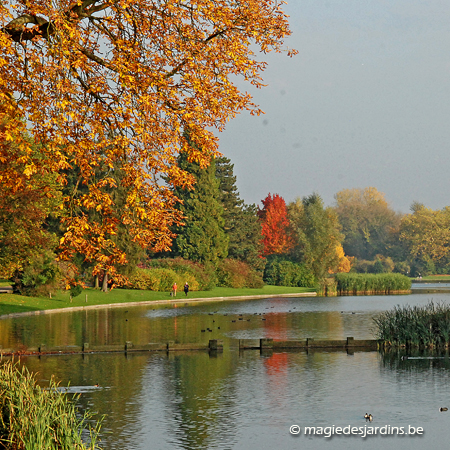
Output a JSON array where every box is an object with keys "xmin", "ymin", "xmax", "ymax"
[
  {"xmin": 258, "ymin": 193, "xmax": 293, "ymax": 256},
  {"xmin": 399, "ymin": 204, "xmax": 450, "ymax": 275},
  {"xmin": 288, "ymin": 194, "xmax": 343, "ymax": 280},
  {"xmin": 171, "ymin": 153, "xmax": 228, "ymax": 266},
  {"xmin": 0, "ymin": 0, "xmax": 294, "ymax": 281},
  {"xmin": 216, "ymin": 156, "xmax": 264, "ymax": 272},
  {"xmin": 334, "ymin": 187, "xmax": 402, "ymax": 260},
  {"xmin": 0, "ymin": 106, "xmax": 61, "ymax": 282}
]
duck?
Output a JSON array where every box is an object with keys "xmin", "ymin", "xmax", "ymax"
[
  {"xmin": 440, "ymin": 407, "xmax": 448, "ymax": 412},
  {"xmin": 364, "ymin": 413, "xmax": 373, "ymax": 421}
]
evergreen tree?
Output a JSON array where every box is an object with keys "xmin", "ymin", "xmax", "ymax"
[
  {"xmin": 216, "ymin": 156, "xmax": 264, "ymax": 271},
  {"xmin": 172, "ymin": 153, "xmax": 228, "ymax": 265}
]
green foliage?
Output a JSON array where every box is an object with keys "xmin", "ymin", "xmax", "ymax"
[
  {"xmin": 353, "ymin": 256, "xmax": 395, "ymax": 274},
  {"xmin": 0, "ymin": 133, "xmax": 61, "ymax": 278},
  {"xmin": 216, "ymin": 157, "xmax": 265, "ymax": 272},
  {"xmin": 374, "ymin": 301, "xmax": 450, "ymax": 347},
  {"xmin": 0, "ymin": 360, "xmax": 102, "ymax": 450},
  {"xmin": 216, "ymin": 259, "xmax": 264, "ymax": 288},
  {"xmin": 172, "ymin": 153, "xmax": 228, "ymax": 265},
  {"xmin": 70, "ymin": 284, "xmax": 83, "ymax": 299},
  {"xmin": 144, "ymin": 258, "xmax": 215, "ymax": 290},
  {"xmin": 288, "ymin": 193, "xmax": 343, "ymax": 280},
  {"xmin": 263, "ymin": 257, "xmax": 315, "ymax": 287},
  {"xmin": 335, "ymin": 273, "xmax": 411, "ymax": 294},
  {"xmin": 10, "ymin": 250, "xmax": 61, "ymax": 297}
]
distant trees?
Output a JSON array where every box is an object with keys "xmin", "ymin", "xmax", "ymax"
[
  {"xmin": 288, "ymin": 193, "xmax": 344, "ymax": 280},
  {"xmin": 399, "ymin": 204, "xmax": 450, "ymax": 275},
  {"xmin": 334, "ymin": 187, "xmax": 401, "ymax": 260}
]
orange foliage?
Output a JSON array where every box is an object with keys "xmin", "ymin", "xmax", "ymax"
[
  {"xmin": 329, "ymin": 244, "xmax": 353, "ymax": 274},
  {"xmin": 258, "ymin": 193, "xmax": 293, "ymax": 255},
  {"xmin": 0, "ymin": 0, "xmax": 295, "ymax": 278}
]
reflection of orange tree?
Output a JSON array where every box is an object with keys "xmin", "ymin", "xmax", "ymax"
[{"xmin": 262, "ymin": 301, "xmax": 290, "ymax": 393}]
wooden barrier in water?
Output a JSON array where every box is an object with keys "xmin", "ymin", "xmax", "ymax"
[
  {"xmin": 239, "ymin": 337, "xmax": 379, "ymax": 350},
  {"xmin": 0, "ymin": 339, "xmax": 224, "ymax": 356},
  {"xmin": 0, "ymin": 337, "xmax": 379, "ymax": 356}
]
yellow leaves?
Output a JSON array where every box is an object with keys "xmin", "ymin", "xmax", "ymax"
[{"xmin": 1, "ymin": 0, "xmax": 294, "ymax": 280}]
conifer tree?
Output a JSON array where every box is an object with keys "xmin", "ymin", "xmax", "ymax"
[
  {"xmin": 172, "ymin": 153, "xmax": 228, "ymax": 265},
  {"xmin": 216, "ymin": 156, "xmax": 264, "ymax": 271}
]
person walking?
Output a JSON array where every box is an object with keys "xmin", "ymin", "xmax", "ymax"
[
  {"xmin": 172, "ymin": 282, "xmax": 177, "ymax": 297},
  {"xmin": 184, "ymin": 282, "xmax": 189, "ymax": 296}
]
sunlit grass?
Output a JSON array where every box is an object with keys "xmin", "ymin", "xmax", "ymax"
[{"xmin": 0, "ymin": 285, "xmax": 315, "ymax": 316}]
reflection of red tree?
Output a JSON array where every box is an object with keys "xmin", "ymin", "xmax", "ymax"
[
  {"xmin": 264, "ymin": 352, "xmax": 288, "ymax": 376},
  {"xmin": 263, "ymin": 302, "xmax": 290, "ymax": 389}
]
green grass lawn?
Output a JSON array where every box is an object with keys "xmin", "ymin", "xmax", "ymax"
[
  {"xmin": 417, "ymin": 275, "xmax": 450, "ymax": 282},
  {"xmin": 0, "ymin": 285, "xmax": 315, "ymax": 316}
]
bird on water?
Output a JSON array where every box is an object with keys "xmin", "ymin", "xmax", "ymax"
[{"xmin": 440, "ymin": 407, "xmax": 448, "ymax": 412}]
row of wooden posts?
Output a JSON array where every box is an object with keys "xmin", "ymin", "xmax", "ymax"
[{"xmin": 0, "ymin": 337, "xmax": 380, "ymax": 356}]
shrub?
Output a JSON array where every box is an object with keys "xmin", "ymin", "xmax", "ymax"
[
  {"xmin": 216, "ymin": 259, "xmax": 264, "ymax": 288},
  {"xmin": 127, "ymin": 267, "xmax": 200, "ymax": 292},
  {"xmin": 143, "ymin": 258, "xmax": 216, "ymax": 290},
  {"xmin": 263, "ymin": 258, "xmax": 315, "ymax": 287},
  {"xmin": 10, "ymin": 251, "xmax": 61, "ymax": 297},
  {"xmin": 0, "ymin": 360, "xmax": 102, "ymax": 449}
]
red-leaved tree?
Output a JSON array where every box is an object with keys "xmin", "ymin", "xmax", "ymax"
[{"xmin": 258, "ymin": 193, "xmax": 293, "ymax": 256}]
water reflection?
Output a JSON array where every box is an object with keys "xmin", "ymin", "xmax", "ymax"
[{"xmin": 3, "ymin": 292, "xmax": 450, "ymax": 449}]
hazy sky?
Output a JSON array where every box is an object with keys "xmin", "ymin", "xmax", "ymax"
[{"xmin": 218, "ymin": 0, "xmax": 450, "ymax": 213}]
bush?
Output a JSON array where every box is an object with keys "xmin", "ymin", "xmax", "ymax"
[
  {"xmin": 10, "ymin": 251, "xmax": 61, "ymax": 297},
  {"xmin": 0, "ymin": 360, "xmax": 102, "ymax": 449},
  {"xmin": 216, "ymin": 259, "xmax": 264, "ymax": 288},
  {"xmin": 143, "ymin": 258, "xmax": 216, "ymax": 290},
  {"xmin": 127, "ymin": 267, "xmax": 199, "ymax": 292},
  {"xmin": 263, "ymin": 258, "xmax": 315, "ymax": 287}
]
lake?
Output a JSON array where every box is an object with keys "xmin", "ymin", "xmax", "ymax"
[{"xmin": 1, "ymin": 286, "xmax": 449, "ymax": 449}]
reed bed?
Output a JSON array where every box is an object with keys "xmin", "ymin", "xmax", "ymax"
[
  {"xmin": 374, "ymin": 301, "xmax": 450, "ymax": 348},
  {"xmin": 335, "ymin": 273, "xmax": 411, "ymax": 295},
  {"xmin": 0, "ymin": 360, "xmax": 102, "ymax": 450}
]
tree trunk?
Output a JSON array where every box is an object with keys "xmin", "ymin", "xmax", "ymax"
[
  {"xmin": 94, "ymin": 275, "xmax": 99, "ymax": 289},
  {"xmin": 101, "ymin": 272, "xmax": 108, "ymax": 292}
]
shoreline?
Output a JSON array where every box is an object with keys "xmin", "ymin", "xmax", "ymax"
[{"xmin": 0, "ymin": 291, "xmax": 317, "ymax": 320}]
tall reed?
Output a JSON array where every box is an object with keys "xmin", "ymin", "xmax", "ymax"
[
  {"xmin": 374, "ymin": 301, "xmax": 450, "ymax": 347},
  {"xmin": 335, "ymin": 273, "xmax": 411, "ymax": 295},
  {"xmin": 0, "ymin": 360, "xmax": 102, "ymax": 449}
]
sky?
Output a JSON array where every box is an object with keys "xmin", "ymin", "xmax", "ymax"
[{"xmin": 217, "ymin": 0, "xmax": 450, "ymax": 213}]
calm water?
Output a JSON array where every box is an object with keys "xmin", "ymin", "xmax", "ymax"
[{"xmin": 1, "ymin": 289, "xmax": 450, "ymax": 450}]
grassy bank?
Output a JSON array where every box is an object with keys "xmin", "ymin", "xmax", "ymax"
[
  {"xmin": 0, "ymin": 285, "xmax": 315, "ymax": 316},
  {"xmin": 0, "ymin": 360, "xmax": 101, "ymax": 449},
  {"xmin": 374, "ymin": 301, "xmax": 450, "ymax": 348},
  {"xmin": 418, "ymin": 275, "xmax": 450, "ymax": 282}
]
